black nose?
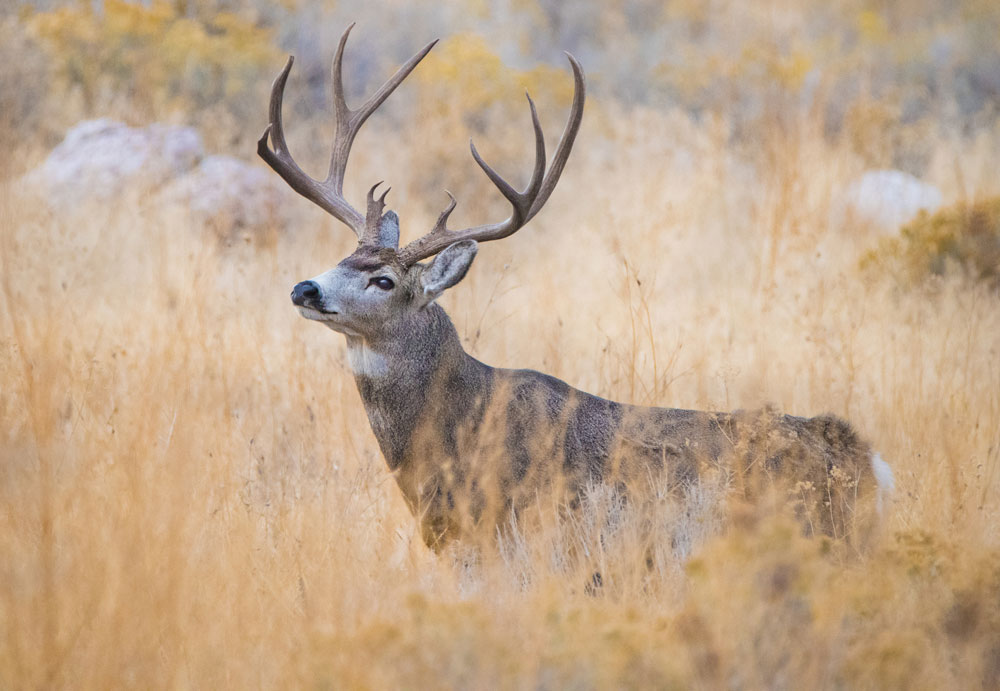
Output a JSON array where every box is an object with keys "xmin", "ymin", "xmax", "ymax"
[{"xmin": 291, "ymin": 280, "xmax": 320, "ymax": 306}]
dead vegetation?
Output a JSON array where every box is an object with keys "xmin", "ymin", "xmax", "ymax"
[{"xmin": 2, "ymin": 1, "xmax": 1000, "ymax": 688}]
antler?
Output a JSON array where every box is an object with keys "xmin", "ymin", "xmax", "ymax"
[
  {"xmin": 257, "ymin": 24, "xmax": 437, "ymax": 240},
  {"xmin": 396, "ymin": 53, "xmax": 586, "ymax": 267}
]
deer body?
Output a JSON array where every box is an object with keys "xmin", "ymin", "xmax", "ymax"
[
  {"xmin": 261, "ymin": 26, "xmax": 893, "ymax": 550},
  {"xmin": 301, "ymin": 243, "xmax": 877, "ymax": 548}
]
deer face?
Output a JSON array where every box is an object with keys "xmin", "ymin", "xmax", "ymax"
[{"xmin": 290, "ymin": 212, "xmax": 478, "ymax": 339}]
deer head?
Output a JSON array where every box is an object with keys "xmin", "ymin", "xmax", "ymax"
[{"xmin": 258, "ymin": 25, "xmax": 585, "ymax": 341}]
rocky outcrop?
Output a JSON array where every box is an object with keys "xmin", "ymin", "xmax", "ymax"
[
  {"xmin": 23, "ymin": 119, "xmax": 293, "ymax": 240},
  {"xmin": 160, "ymin": 155, "xmax": 294, "ymax": 243},
  {"xmin": 832, "ymin": 170, "xmax": 943, "ymax": 233},
  {"xmin": 25, "ymin": 119, "xmax": 203, "ymax": 208}
]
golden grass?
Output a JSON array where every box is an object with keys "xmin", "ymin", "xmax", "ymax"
[{"xmin": 2, "ymin": 81, "xmax": 1000, "ymax": 690}]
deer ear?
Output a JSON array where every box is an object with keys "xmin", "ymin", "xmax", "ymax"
[
  {"xmin": 420, "ymin": 240, "xmax": 478, "ymax": 301},
  {"xmin": 375, "ymin": 211, "xmax": 400, "ymax": 248}
]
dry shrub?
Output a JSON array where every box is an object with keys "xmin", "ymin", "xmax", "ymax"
[
  {"xmin": 3, "ymin": 3, "xmax": 1000, "ymax": 688},
  {"xmin": 864, "ymin": 196, "xmax": 1000, "ymax": 290},
  {"xmin": 25, "ymin": 0, "xmax": 279, "ymax": 148},
  {"xmin": 0, "ymin": 18, "xmax": 50, "ymax": 176}
]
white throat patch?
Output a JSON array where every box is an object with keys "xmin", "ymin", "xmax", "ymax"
[{"xmin": 346, "ymin": 339, "xmax": 389, "ymax": 378}]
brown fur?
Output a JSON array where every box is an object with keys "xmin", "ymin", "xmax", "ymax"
[{"xmin": 349, "ymin": 295, "xmax": 879, "ymax": 551}]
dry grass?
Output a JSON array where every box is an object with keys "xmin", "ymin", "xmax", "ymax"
[{"xmin": 3, "ymin": 7, "xmax": 1000, "ymax": 688}]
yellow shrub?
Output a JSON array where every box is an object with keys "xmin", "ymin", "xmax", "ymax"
[
  {"xmin": 857, "ymin": 9, "xmax": 890, "ymax": 44},
  {"xmin": 27, "ymin": 0, "xmax": 279, "ymax": 118},
  {"xmin": 414, "ymin": 32, "xmax": 574, "ymax": 121},
  {"xmin": 863, "ymin": 197, "xmax": 1000, "ymax": 289},
  {"xmin": 405, "ymin": 32, "xmax": 579, "ymax": 219}
]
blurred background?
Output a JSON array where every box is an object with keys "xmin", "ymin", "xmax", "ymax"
[
  {"xmin": 5, "ymin": 0, "xmax": 1000, "ymax": 162},
  {"xmin": 1, "ymin": 1, "xmax": 999, "ymax": 688}
]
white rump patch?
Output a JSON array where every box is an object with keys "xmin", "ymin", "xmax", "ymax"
[
  {"xmin": 346, "ymin": 340, "xmax": 388, "ymax": 379},
  {"xmin": 870, "ymin": 452, "xmax": 895, "ymax": 516}
]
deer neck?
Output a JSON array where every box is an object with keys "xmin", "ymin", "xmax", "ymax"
[{"xmin": 345, "ymin": 303, "xmax": 487, "ymax": 469}]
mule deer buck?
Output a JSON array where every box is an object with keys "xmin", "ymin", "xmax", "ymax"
[{"xmin": 260, "ymin": 26, "xmax": 894, "ymax": 551}]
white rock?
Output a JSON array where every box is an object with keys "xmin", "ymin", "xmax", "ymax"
[
  {"xmin": 23, "ymin": 120, "xmax": 294, "ymax": 239},
  {"xmin": 160, "ymin": 155, "xmax": 296, "ymax": 239},
  {"xmin": 832, "ymin": 169, "xmax": 943, "ymax": 232},
  {"xmin": 25, "ymin": 119, "xmax": 204, "ymax": 208}
]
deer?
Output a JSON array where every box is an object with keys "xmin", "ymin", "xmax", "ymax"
[{"xmin": 259, "ymin": 25, "xmax": 895, "ymax": 552}]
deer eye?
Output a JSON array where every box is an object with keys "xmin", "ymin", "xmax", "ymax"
[{"xmin": 369, "ymin": 276, "xmax": 395, "ymax": 291}]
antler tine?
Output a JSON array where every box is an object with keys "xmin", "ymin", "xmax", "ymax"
[
  {"xmin": 265, "ymin": 56, "xmax": 293, "ymax": 156},
  {"xmin": 258, "ymin": 26, "xmax": 437, "ymax": 241},
  {"xmin": 396, "ymin": 53, "xmax": 586, "ymax": 267},
  {"xmin": 469, "ymin": 139, "xmax": 524, "ymax": 220},
  {"xmin": 258, "ymin": 55, "xmax": 366, "ymax": 236},
  {"xmin": 523, "ymin": 93, "xmax": 547, "ymax": 203},
  {"xmin": 465, "ymin": 92, "xmax": 545, "ymax": 228},
  {"xmin": 327, "ymin": 24, "xmax": 438, "ymax": 196},
  {"xmin": 526, "ymin": 53, "xmax": 585, "ymax": 222},
  {"xmin": 360, "ymin": 181, "xmax": 392, "ymax": 245},
  {"xmin": 431, "ymin": 192, "xmax": 458, "ymax": 234}
]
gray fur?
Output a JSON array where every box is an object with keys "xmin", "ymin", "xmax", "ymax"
[
  {"xmin": 420, "ymin": 240, "xmax": 477, "ymax": 300},
  {"xmin": 294, "ymin": 237, "xmax": 885, "ymax": 550}
]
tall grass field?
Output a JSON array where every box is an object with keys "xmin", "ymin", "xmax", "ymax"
[{"xmin": 2, "ymin": 1, "xmax": 999, "ymax": 687}]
